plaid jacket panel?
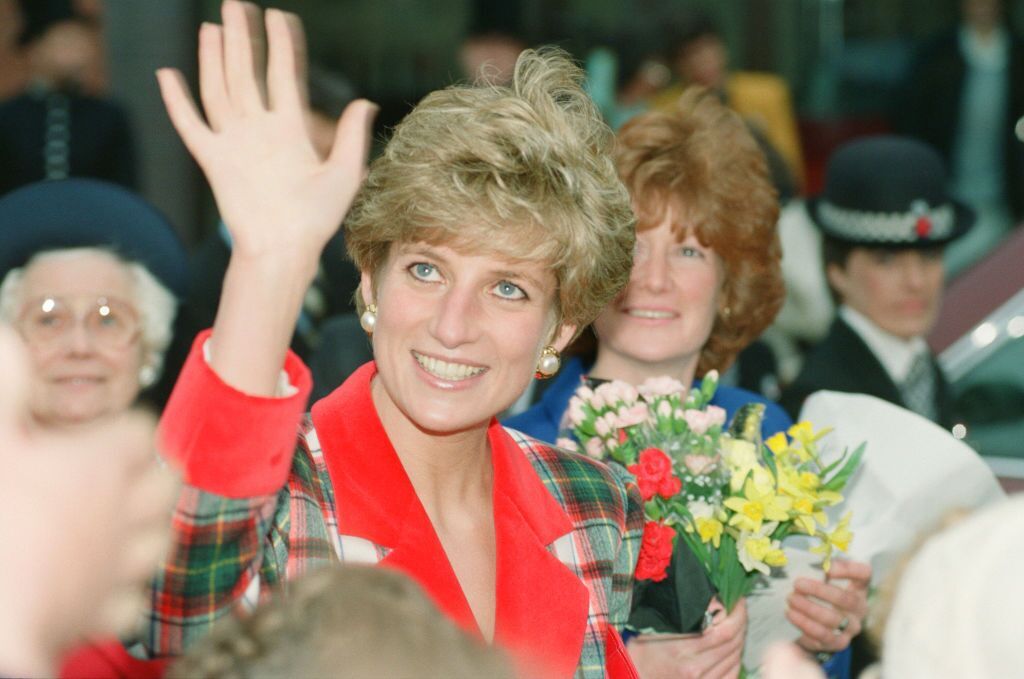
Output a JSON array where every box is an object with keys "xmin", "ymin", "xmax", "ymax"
[{"xmin": 145, "ymin": 419, "xmax": 642, "ymax": 678}]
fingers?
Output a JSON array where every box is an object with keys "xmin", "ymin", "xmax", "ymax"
[
  {"xmin": 265, "ymin": 8, "xmax": 308, "ymax": 115},
  {"xmin": 787, "ymin": 598, "xmax": 856, "ymax": 652},
  {"xmin": 827, "ymin": 559, "xmax": 872, "ymax": 588},
  {"xmin": 156, "ymin": 68, "xmax": 213, "ymax": 162},
  {"xmin": 328, "ymin": 98, "xmax": 378, "ymax": 182},
  {"xmin": 222, "ymin": 0, "xmax": 267, "ymax": 113},
  {"xmin": 794, "ymin": 577, "xmax": 866, "ymax": 619},
  {"xmin": 198, "ymin": 22, "xmax": 230, "ymax": 131}
]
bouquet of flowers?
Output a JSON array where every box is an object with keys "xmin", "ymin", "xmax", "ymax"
[{"xmin": 560, "ymin": 372, "xmax": 863, "ymax": 624}]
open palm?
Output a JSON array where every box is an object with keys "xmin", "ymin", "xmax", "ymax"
[{"xmin": 156, "ymin": 1, "xmax": 375, "ymax": 260}]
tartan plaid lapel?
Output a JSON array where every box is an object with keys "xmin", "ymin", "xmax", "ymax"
[
  {"xmin": 312, "ymin": 362, "xmax": 589, "ymax": 676},
  {"xmin": 490, "ymin": 420, "xmax": 588, "ymax": 678}
]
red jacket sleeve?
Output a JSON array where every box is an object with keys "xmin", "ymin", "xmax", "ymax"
[{"xmin": 157, "ymin": 329, "xmax": 312, "ymax": 498}]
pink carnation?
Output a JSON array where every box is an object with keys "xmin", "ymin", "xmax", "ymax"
[{"xmin": 683, "ymin": 409, "xmax": 713, "ymax": 435}]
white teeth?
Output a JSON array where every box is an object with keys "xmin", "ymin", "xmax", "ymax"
[
  {"xmin": 628, "ymin": 309, "xmax": 675, "ymax": 319},
  {"xmin": 414, "ymin": 353, "xmax": 485, "ymax": 381}
]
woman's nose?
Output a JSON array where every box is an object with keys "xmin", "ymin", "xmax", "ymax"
[
  {"xmin": 635, "ymin": 250, "xmax": 671, "ymax": 293},
  {"xmin": 429, "ymin": 285, "xmax": 483, "ymax": 349},
  {"xmin": 64, "ymin": 319, "xmax": 98, "ymax": 355}
]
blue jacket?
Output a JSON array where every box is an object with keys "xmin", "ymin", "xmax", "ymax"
[
  {"xmin": 504, "ymin": 356, "xmax": 794, "ymax": 444},
  {"xmin": 504, "ymin": 356, "xmax": 851, "ymax": 679}
]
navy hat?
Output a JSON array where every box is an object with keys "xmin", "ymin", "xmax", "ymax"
[
  {"xmin": 0, "ymin": 179, "xmax": 188, "ymax": 297},
  {"xmin": 808, "ymin": 135, "xmax": 974, "ymax": 248}
]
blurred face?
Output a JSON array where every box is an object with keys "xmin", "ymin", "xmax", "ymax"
[
  {"xmin": 675, "ymin": 35, "xmax": 728, "ymax": 90},
  {"xmin": 16, "ymin": 252, "xmax": 144, "ymax": 427},
  {"xmin": 962, "ymin": 0, "xmax": 1002, "ymax": 32},
  {"xmin": 592, "ymin": 210, "xmax": 724, "ymax": 384},
  {"xmin": 364, "ymin": 241, "xmax": 575, "ymax": 435},
  {"xmin": 828, "ymin": 247, "xmax": 945, "ymax": 340}
]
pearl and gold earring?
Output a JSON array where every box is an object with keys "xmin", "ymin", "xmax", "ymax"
[
  {"xmin": 359, "ymin": 303, "xmax": 377, "ymax": 334},
  {"xmin": 534, "ymin": 346, "xmax": 561, "ymax": 379}
]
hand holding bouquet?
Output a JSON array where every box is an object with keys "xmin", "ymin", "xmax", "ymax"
[{"xmin": 563, "ymin": 373, "xmax": 863, "ymax": 617}]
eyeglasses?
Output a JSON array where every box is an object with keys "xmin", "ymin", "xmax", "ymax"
[{"xmin": 16, "ymin": 295, "xmax": 141, "ymax": 349}]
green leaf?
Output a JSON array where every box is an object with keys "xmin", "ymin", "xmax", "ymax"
[{"xmin": 822, "ymin": 442, "xmax": 866, "ymax": 492}]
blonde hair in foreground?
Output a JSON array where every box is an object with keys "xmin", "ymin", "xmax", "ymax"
[
  {"xmin": 167, "ymin": 565, "xmax": 515, "ymax": 679},
  {"xmin": 345, "ymin": 47, "xmax": 636, "ymax": 333}
]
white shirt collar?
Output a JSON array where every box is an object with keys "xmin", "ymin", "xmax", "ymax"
[{"xmin": 839, "ymin": 305, "xmax": 930, "ymax": 384}]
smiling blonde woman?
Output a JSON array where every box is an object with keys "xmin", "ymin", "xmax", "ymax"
[{"xmin": 147, "ymin": 2, "xmax": 644, "ymax": 677}]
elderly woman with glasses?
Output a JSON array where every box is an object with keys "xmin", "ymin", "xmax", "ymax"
[
  {"xmin": 0, "ymin": 179, "xmax": 186, "ymax": 429},
  {"xmin": 0, "ymin": 179, "xmax": 186, "ymax": 677}
]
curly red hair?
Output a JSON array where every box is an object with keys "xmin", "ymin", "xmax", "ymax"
[{"xmin": 613, "ymin": 88, "xmax": 784, "ymax": 375}]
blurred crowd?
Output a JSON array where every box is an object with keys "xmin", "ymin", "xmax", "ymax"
[{"xmin": 0, "ymin": 0, "xmax": 1022, "ymax": 678}]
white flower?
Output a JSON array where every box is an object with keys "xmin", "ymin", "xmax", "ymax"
[
  {"xmin": 595, "ymin": 415, "xmax": 611, "ymax": 437},
  {"xmin": 687, "ymin": 499, "xmax": 715, "ymax": 520},
  {"xmin": 656, "ymin": 400, "xmax": 672, "ymax": 418},
  {"xmin": 584, "ymin": 437, "xmax": 605, "ymax": 459}
]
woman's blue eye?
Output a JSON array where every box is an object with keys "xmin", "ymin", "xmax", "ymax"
[
  {"xmin": 409, "ymin": 262, "xmax": 439, "ymax": 281},
  {"xmin": 493, "ymin": 280, "xmax": 526, "ymax": 300},
  {"xmin": 677, "ymin": 246, "xmax": 703, "ymax": 258}
]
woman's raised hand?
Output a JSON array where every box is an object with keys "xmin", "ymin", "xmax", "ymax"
[{"xmin": 156, "ymin": 1, "xmax": 376, "ymax": 262}]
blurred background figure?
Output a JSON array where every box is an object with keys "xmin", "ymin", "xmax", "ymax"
[
  {"xmin": 458, "ymin": 0, "xmax": 526, "ymax": 86},
  {"xmin": 459, "ymin": 30, "xmax": 526, "ymax": 86},
  {"xmin": 0, "ymin": 0, "xmax": 29, "ymax": 99},
  {"xmin": 0, "ymin": 0, "xmax": 136, "ymax": 195},
  {"xmin": 0, "ymin": 179, "xmax": 187, "ymax": 425},
  {"xmin": 781, "ymin": 136, "xmax": 973, "ymax": 430},
  {"xmin": 898, "ymin": 0, "xmax": 1024, "ymax": 277},
  {"xmin": 650, "ymin": 11, "xmax": 804, "ymax": 198},
  {"xmin": 168, "ymin": 565, "xmax": 515, "ymax": 679},
  {"xmin": 0, "ymin": 325, "xmax": 177, "ymax": 679}
]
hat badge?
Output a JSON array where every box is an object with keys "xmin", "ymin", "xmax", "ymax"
[{"xmin": 911, "ymin": 199, "xmax": 931, "ymax": 239}]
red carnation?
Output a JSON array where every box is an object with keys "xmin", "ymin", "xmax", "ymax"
[
  {"xmin": 628, "ymin": 448, "xmax": 681, "ymax": 501},
  {"xmin": 635, "ymin": 520, "xmax": 676, "ymax": 582}
]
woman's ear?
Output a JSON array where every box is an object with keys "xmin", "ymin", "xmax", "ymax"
[
  {"xmin": 550, "ymin": 322, "xmax": 578, "ymax": 353},
  {"xmin": 825, "ymin": 263, "xmax": 848, "ymax": 300},
  {"xmin": 358, "ymin": 270, "xmax": 374, "ymax": 310}
]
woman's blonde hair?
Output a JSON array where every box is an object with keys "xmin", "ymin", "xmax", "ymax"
[
  {"xmin": 614, "ymin": 88, "xmax": 783, "ymax": 375},
  {"xmin": 345, "ymin": 47, "xmax": 636, "ymax": 333}
]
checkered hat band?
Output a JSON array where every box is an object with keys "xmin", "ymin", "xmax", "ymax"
[{"xmin": 818, "ymin": 201, "xmax": 955, "ymax": 242}]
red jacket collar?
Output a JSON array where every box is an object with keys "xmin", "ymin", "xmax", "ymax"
[{"xmin": 311, "ymin": 362, "xmax": 588, "ymax": 678}]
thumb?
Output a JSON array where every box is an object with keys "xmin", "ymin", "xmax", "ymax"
[{"xmin": 327, "ymin": 99, "xmax": 379, "ymax": 196}]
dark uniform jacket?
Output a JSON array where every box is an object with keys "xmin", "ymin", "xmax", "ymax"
[{"xmin": 780, "ymin": 317, "xmax": 955, "ymax": 429}]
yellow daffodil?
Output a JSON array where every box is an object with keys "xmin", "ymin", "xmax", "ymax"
[
  {"xmin": 766, "ymin": 432, "xmax": 790, "ymax": 455},
  {"xmin": 791, "ymin": 496, "xmax": 827, "ymax": 534},
  {"xmin": 724, "ymin": 476, "xmax": 792, "ymax": 532},
  {"xmin": 695, "ymin": 516, "xmax": 724, "ymax": 548},
  {"xmin": 737, "ymin": 522, "xmax": 788, "ymax": 575},
  {"xmin": 787, "ymin": 421, "xmax": 815, "ymax": 442},
  {"xmin": 812, "ymin": 513, "xmax": 853, "ymax": 571}
]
